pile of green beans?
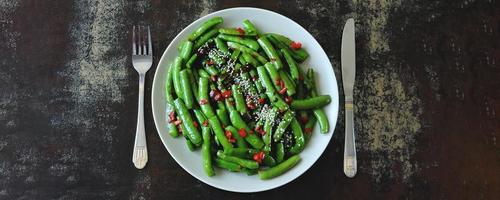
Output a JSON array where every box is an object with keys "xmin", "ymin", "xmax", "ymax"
[{"xmin": 165, "ymin": 17, "xmax": 331, "ymax": 180}]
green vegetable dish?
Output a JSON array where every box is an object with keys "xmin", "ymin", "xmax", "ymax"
[{"xmin": 166, "ymin": 17, "xmax": 331, "ymax": 180}]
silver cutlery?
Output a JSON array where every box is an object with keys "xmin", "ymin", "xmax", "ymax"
[
  {"xmin": 131, "ymin": 26, "xmax": 152, "ymax": 169},
  {"xmin": 341, "ymin": 18, "xmax": 357, "ymax": 178}
]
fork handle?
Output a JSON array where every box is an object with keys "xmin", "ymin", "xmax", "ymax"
[
  {"xmin": 343, "ymin": 100, "xmax": 357, "ymax": 177},
  {"xmin": 133, "ymin": 74, "xmax": 148, "ymax": 169}
]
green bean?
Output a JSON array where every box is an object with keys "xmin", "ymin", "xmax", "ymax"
[
  {"xmin": 188, "ymin": 17, "xmax": 223, "ymax": 41},
  {"xmin": 242, "ymin": 52, "xmax": 259, "ymax": 67},
  {"xmin": 226, "ymin": 125, "xmax": 248, "ymax": 148},
  {"xmin": 215, "ymin": 158, "xmax": 241, "ymax": 172},
  {"xmin": 168, "ymin": 123, "xmax": 179, "ymax": 137},
  {"xmin": 242, "ymin": 19, "xmax": 258, "ymax": 35},
  {"xmin": 179, "ymin": 40, "xmax": 193, "ymax": 60},
  {"xmin": 289, "ymin": 118, "xmax": 306, "ymax": 154},
  {"xmin": 202, "ymin": 125, "xmax": 215, "ymax": 176},
  {"xmin": 257, "ymin": 65, "xmax": 278, "ymax": 101},
  {"xmin": 229, "ymin": 110, "xmax": 264, "ymax": 149},
  {"xmin": 281, "ymin": 48, "xmax": 300, "ymax": 82},
  {"xmin": 257, "ymin": 37, "xmax": 283, "ymax": 70},
  {"xmin": 258, "ymin": 155, "xmax": 301, "ymax": 180},
  {"xmin": 173, "ymin": 99, "xmax": 202, "ymax": 146},
  {"xmin": 186, "ymin": 54, "xmax": 198, "ymax": 68},
  {"xmin": 224, "ymin": 147, "xmax": 252, "ymax": 158},
  {"xmin": 180, "ymin": 70, "xmax": 195, "ymax": 109},
  {"xmin": 194, "ymin": 28, "xmax": 219, "ymax": 49},
  {"xmin": 227, "ymin": 42, "xmax": 268, "ymax": 64},
  {"xmin": 263, "ymin": 118, "xmax": 273, "ymax": 153},
  {"xmin": 172, "ymin": 57, "xmax": 184, "ymax": 99},
  {"xmin": 230, "ymin": 49, "xmax": 241, "ymax": 61},
  {"xmin": 218, "ymin": 34, "xmax": 260, "ymax": 51},
  {"xmin": 249, "ymin": 69, "xmax": 263, "ymax": 93},
  {"xmin": 217, "ymin": 151, "xmax": 259, "ymax": 169},
  {"xmin": 225, "ymin": 98, "xmax": 236, "ymax": 112},
  {"xmin": 290, "ymin": 95, "xmax": 331, "ymax": 110},
  {"xmin": 279, "ymin": 70, "xmax": 296, "ymax": 96},
  {"xmin": 264, "ymin": 62, "xmax": 281, "ymax": 91},
  {"xmin": 216, "ymin": 108, "xmax": 230, "ymax": 126},
  {"xmin": 238, "ymin": 54, "xmax": 247, "ymax": 65},
  {"xmin": 232, "ymin": 84, "xmax": 247, "ymax": 115},
  {"xmin": 208, "ymin": 116, "xmax": 233, "ymax": 151},
  {"xmin": 308, "ymin": 69, "xmax": 329, "ymax": 133},
  {"xmin": 165, "ymin": 63, "xmax": 175, "ymax": 105},
  {"xmin": 268, "ymin": 33, "xmax": 309, "ymax": 62},
  {"xmin": 198, "ymin": 68, "xmax": 210, "ymax": 78},
  {"xmin": 218, "ymin": 28, "xmax": 257, "ymax": 36},
  {"xmin": 198, "ymin": 77, "xmax": 216, "ymax": 118},
  {"xmin": 214, "ymin": 37, "xmax": 229, "ymax": 53},
  {"xmin": 186, "ymin": 69, "xmax": 199, "ymax": 101},
  {"xmin": 304, "ymin": 115, "xmax": 316, "ymax": 142},
  {"xmin": 275, "ymin": 142, "xmax": 285, "ymax": 163},
  {"xmin": 205, "ymin": 65, "xmax": 219, "ymax": 75},
  {"xmin": 273, "ymin": 110, "xmax": 294, "ymax": 142}
]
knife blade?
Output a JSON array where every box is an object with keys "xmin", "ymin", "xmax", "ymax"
[{"xmin": 341, "ymin": 18, "xmax": 357, "ymax": 178}]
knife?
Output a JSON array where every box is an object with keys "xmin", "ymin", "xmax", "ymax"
[{"xmin": 341, "ymin": 18, "xmax": 357, "ymax": 178}]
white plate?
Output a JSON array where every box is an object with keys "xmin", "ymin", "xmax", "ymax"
[{"xmin": 151, "ymin": 7, "xmax": 339, "ymax": 193}]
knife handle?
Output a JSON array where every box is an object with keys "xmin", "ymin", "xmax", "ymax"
[{"xmin": 343, "ymin": 100, "xmax": 357, "ymax": 178}]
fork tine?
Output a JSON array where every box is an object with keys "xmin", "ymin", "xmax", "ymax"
[
  {"xmin": 142, "ymin": 26, "xmax": 147, "ymax": 55},
  {"xmin": 147, "ymin": 26, "xmax": 152, "ymax": 55},
  {"xmin": 138, "ymin": 26, "xmax": 143, "ymax": 55},
  {"xmin": 132, "ymin": 26, "xmax": 137, "ymax": 55}
]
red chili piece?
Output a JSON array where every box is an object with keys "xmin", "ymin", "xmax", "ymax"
[
  {"xmin": 279, "ymin": 87, "xmax": 287, "ymax": 95},
  {"xmin": 202, "ymin": 120, "xmax": 209, "ymax": 127},
  {"xmin": 252, "ymin": 151, "xmax": 265, "ymax": 164},
  {"xmin": 199, "ymin": 99, "xmax": 208, "ymax": 105},
  {"xmin": 206, "ymin": 60, "xmax": 214, "ymax": 65},
  {"xmin": 210, "ymin": 75, "xmax": 217, "ymax": 82},
  {"xmin": 300, "ymin": 115, "xmax": 308, "ymax": 124},
  {"xmin": 221, "ymin": 90, "xmax": 232, "ymax": 98},
  {"xmin": 258, "ymin": 98, "xmax": 266, "ymax": 104},
  {"xmin": 285, "ymin": 96, "xmax": 293, "ymax": 104},
  {"xmin": 174, "ymin": 120, "xmax": 182, "ymax": 126},
  {"xmin": 238, "ymin": 128, "xmax": 247, "ymax": 138},
  {"xmin": 193, "ymin": 121, "xmax": 199, "ymax": 128},
  {"xmin": 246, "ymin": 102, "xmax": 256, "ymax": 110},
  {"xmin": 275, "ymin": 78, "xmax": 281, "ymax": 86},
  {"xmin": 236, "ymin": 27, "xmax": 245, "ymax": 36},
  {"xmin": 290, "ymin": 41, "xmax": 302, "ymax": 50},
  {"xmin": 169, "ymin": 111, "xmax": 176, "ymax": 122},
  {"xmin": 280, "ymin": 80, "xmax": 285, "ymax": 89},
  {"xmin": 304, "ymin": 128, "xmax": 313, "ymax": 134}
]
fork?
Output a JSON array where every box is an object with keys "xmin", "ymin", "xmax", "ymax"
[{"xmin": 131, "ymin": 26, "xmax": 152, "ymax": 169}]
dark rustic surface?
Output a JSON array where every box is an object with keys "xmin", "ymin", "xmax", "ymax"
[{"xmin": 0, "ymin": 0, "xmax": 498, "ymax": 199}]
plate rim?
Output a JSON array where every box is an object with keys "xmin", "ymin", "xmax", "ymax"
[{"xmin": 151, "ymin": 7, "xmax": 339, "ymax": 193}]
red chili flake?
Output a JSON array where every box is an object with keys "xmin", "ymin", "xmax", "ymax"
[
  {"xmin": 285, "ymin": 96, "xmax": 293, "ymax": 104},
  {"xmin": 238, "ymin": 128, "xmax": 247, "ymax": 138},
  {"xmin": 193, "ymin": 121, "xmax": 199, "ymax": 128},
  {"xmin": 202, "ymin": 120, "xmax": 209, "ymax": 127},
  {"xmin": 236, "ymin": 27, "xmax": 245, "ymax": 35},
  {"xmin": 221, "ymin": 90, "xmax": 232, "ymax": 98},
  {"xmin": 290, "ymin": 41, "xmax": 302, "ymax": 50},
  {"xmin": 174, "ymin": 120, "xmax": 182, "ymax": 126},
  {"xmin": 228, "ymin": 138, "xmax": 236, "ymax": 143},
  {"xmin": 299, "ymin": 74, "xmax": 304, "ymax": 81},
  {"xmin": 199, "ymin": 99, "xmax": 208, "ymax": 105},
  {"xmin": 206, "ymin": 60, "xmax": 215, "ymax": 65},
  {"xmin": 300, "ymin": 115, "xmax": 308, "ymax": 124},
  {"xmin": 258, "ymin": 98, "xmax": 266, "ymax": 104},
  {"xmin": 275, "ymin": 78, "xmax": 281, "ymax": 86},
  {"xmin": 279, "ymin": 87, "xmax": 287, "ymax": 95},
  {"xmin": 210, "ymin": 75, "xmax": 217, "ymax": 82},
  {"xmin": 225, "ymin": 130, "xmax": 233, "ymax": 138},
  {"xmin": 280, "ymin": 80, "xmax": 285, "ymax": 89},
  {"xmin": 246, "ymin": 102, "xmax": 256, "ymax": 110},
  {"xmin": 169, "ymin": 111, "xmax": 176, "ymax": 122},
  {"xmin": 214, "ymin": 93, "xmax": 222, "ymax": 101},
  {"xmin": 253, "ymin": 151, "xmax": 265, "ymax": 164},
  {"xmin": 304, "ymin": 128, "xmax": 313, "ymax": 134}
]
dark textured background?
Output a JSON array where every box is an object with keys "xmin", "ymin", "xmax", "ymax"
[{"xmin": 0, "ymin": 0, "xmax": 498, "ymax": 199}]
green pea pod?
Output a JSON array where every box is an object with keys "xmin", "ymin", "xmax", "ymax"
[
  {"xmin": 172, "ymin": 57, "xmax": 184, "ymax": 99},
  {"xmin": 268, "ymin": 33, "xmax": 309, "ymax": 62},
  {"xmin": 227, "ymin": 42, "xmax": 268, "ymax": 64},
  {"xmin": 168, "ymin": 123, "xmax": 179, "ymax": 137},
  {"xmin": 225, "ymin": 125, "xmax": 248, "ymax": 148},
  {"xmin": 242, "ymin": 52, "xmax": 259, "ymax": 67},
  {"xmin": 308, "ymin": 69, "xmax": 329, "ymax": 133},
  {"xmin": 230, "ymin": 49, "xmax": 241, "ymax": 61},
  {"xmin": 179, "ymin": 41, "xmax": 193, "ymax": 60},
  {"xmin": 216, "ymin": 108, "xmax": 230, "ymax": 126},
  {"xmin": 242, "ymin": 19, "xmax": 258, "ymax": 35},
  {"xmin": 201, "ymin": 124, "xmax": 214, "ymax": 176},
  {"xmin": 173, "ymin": 99, "xmax": 202, "ymax": 146},
  {"xmin": 275, "ymin": 142, "xmax": 285, "ymax": 164},
  {"xmin": 188, "ymin": 17, "xmax": 223, "ymax": 41},
  {"xmin": 218, "ymin": 34, "xmax": 260, "ymax": 51},
  {"xmin": 257, "ymin": 36, "xmax": 283, "ymax": 70},
  {"xmin": 263, "ymin": 153, "xmax": 277, "ymax": 167},
  {"xmin": 238, "ymin": 54, "xmax": 247, "ymax": 65},
  {"xmin": 180, "ymin": 70, "xmax": 195, "ymax": 109},
  {"xmin": 217, "ymin": 151, "xmax": 259, "ymax": 169},
  {"xmin": 198, "ymin": 68, "xmax": 210, "ymax": 78},
  {"xmin": 229, "ymin": 110, "xmax": 264, "ymax": 149},
  {"xmin": 218, "ymin": 28, "xmax": 257, "ymax": 36},
  {"xmin": 263, "ymin": 118, "xmax": 273, "ymax": 153},
  {"xmin": 257, "ymin": 65, "xmax": 278, "ymax": 101},
  {"xmin": 232, "ymin": 84, "xmax": 247, "ymax": 115},
  {"xmin": 205, "ymin": 65, "xmax": 219, "ymax": 76},
  {"xmin": 165, "ymin": 63, "xmax": 175, "ymax": 105},
  {"xmin": 225, "ymin": 98, "xmax": 236, "ymax": 112},
  {"xmin": 264, "ymin": 62, "xmax": 281, "ymax": 92},
  {"xmin": 198, "ymin": 77, "xmax": 216, "ymax": 118},
  {"xmin": 279, "ymin": 70, "xmax": 296, "ymax": 96},
  {"xmin": 194, "ymin": 28, "xmax": 219, "ymax": 49},
  {"xmin": 215, "ymin": 158, "xmax": 241, "ymax": 172},
  {"xmin": 290, "ymin": 95, "xmax": 331, "ymax": 110},
  {"xmin": 214, "ymin": 37, "xmax": 229, "ymax": 53},
  {"xmin": 224, "ymin": 147, "xmax": 255, "ymax": 158},
  {"xmin": 289, "ymin": 118, "xmax": 306, "ymax": 154},
  {"xmin": 186, "ymin": 69, "xmax": 199, "ymax": 102},
  {"xmin": 281, "ymin": 48, "xmax": 300, "ymax": 82},
  {"xmin": 242, "ymin": 168, "xmax": 258, "ymax": 176},
  {"xmin": 304, "ymin": 115, "xmax": 317, "ymax": 142},
  {"xmin": 273, "ymin": 110, "xmax": 294, "ymax": 142},
  {"xmin": 208, "ymin": 116, "xmax": 233, "ymax": 151},
  {"xmin": 258, "ymin": 155, "xmax": 301, "ymax": 180}
]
